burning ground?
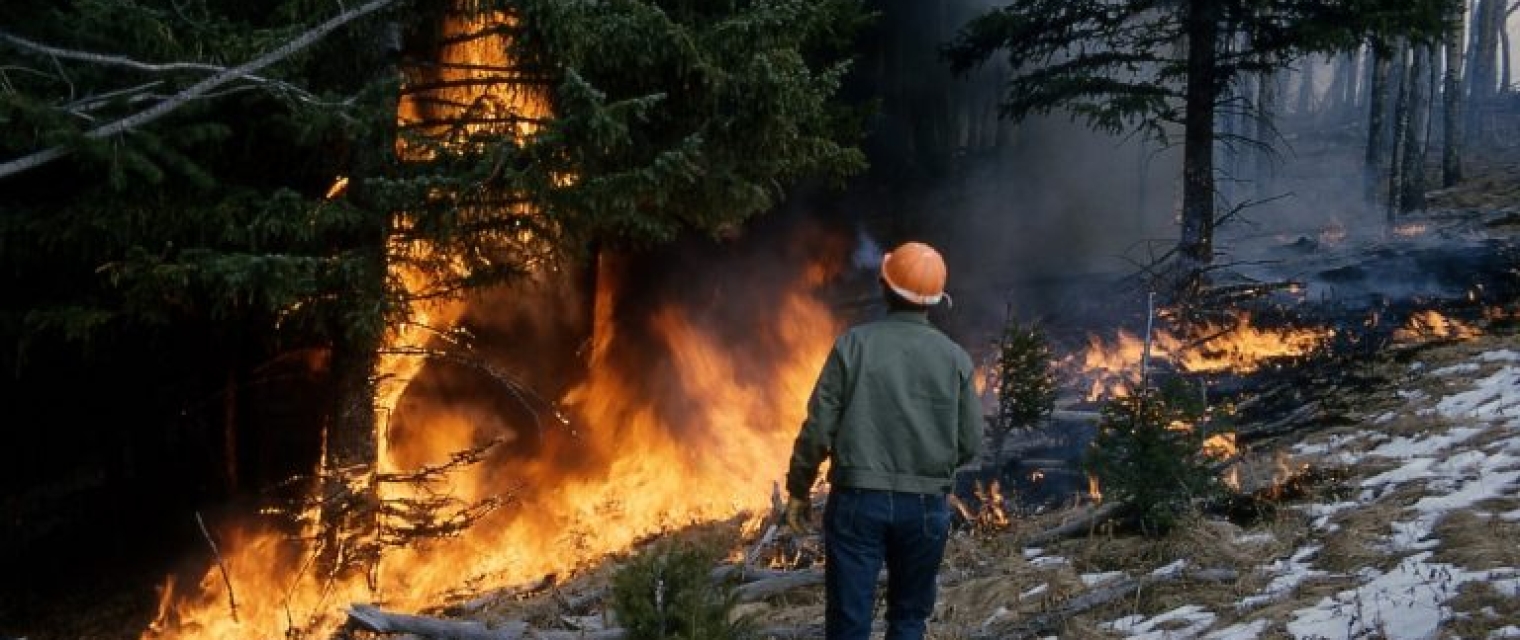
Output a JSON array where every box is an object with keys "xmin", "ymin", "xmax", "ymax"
[
  {"xmin": 313, "ymin": 204, "xmax": 1520, "ymax": 640},
  {"xmin": 18, "ymin": 162, "xmax": 1520, "ymax": 640}
]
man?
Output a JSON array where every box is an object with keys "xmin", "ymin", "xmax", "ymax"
[{"xmin": 784, "ymin": 240, "xmax": 984, "ymax": 640}]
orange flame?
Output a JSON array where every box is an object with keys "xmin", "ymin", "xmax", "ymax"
[
  {"xmin": 143, "ymin": 6, "xmax": 846, "ymax": 639},
  {"xmin": 1393, "ymin": 310, "xmax": 1481, "ymax": 342},
  {"xmin": 148, "ymin": 256, "xmax": 841, "ymax": 639},
  {"xmin": 1067, "ymin": 312, "xmax": 1332, "ymax": 401}
]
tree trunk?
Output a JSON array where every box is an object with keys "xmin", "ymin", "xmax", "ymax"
[
  {"xmin": 1388, "ymin": 41, "xmax": 1413, "ymax": 219},
  {"xmin": 319, "ymin": 330, "xmax": 385, "ymax": 583},
  {"xmin": 1344, "ymin": 49, "xmax": 1363, "ymax": 113},
  {"xmin": 1502, "ymin": 4, "xmax": 1513, "ymax": 95},
  {"xmin": 1443, "ymin": 2, "xmax": 1467, "ymax": 186},
  {"xmin": 1400, "ymin": 45, "xmax": 1431, "ymax": 213},
  {"xmin": 1255, "ymin": 69, "xmax": 1278, "ymax": 199},
  {"xmin": 316, "ymin": 14, "xmax": 403, "ymax": 586},
  {"xmin": 1365, "ymin": 43, "xmax": 1393, "ymax": 204},
  {"xmin": 224, "ymin": 367, "xmax": 239, "ymax": 495},
  {"xmin": 1177, "ymin": 0, "xmax": 1221, "ymax": 284},
  {"xmin": 1322, "ymin": 52, "xmax": 1355, "ymax": 123},
  {"xmin": 1296, "ymin": 55, "xmax": 1317, "ymax": 115},
  {"xmin": 1467, "ymin": 0, "xmax": 1503, "ymax": 138}
]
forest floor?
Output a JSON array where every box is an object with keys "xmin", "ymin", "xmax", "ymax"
[
  {"xmin": 337, "ymin": 144, "xmax": 1520, "ymax": 639},
  {"xmin": 6, "ymin": 139, "xmax": 1520, "ymax": 640}
]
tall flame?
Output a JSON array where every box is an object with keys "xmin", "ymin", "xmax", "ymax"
[{"xmin": 143, "ymin": 6, "xmax": 844, "ymax": 638}]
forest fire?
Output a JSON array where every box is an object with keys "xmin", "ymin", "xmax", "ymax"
[
  {"xmin": 146, "ymin": 250, "xmax": 842, "ymax": 639},
  {"xmin": 141, "ymin": 5, "xmax": 845, "ymax": 638},
  {"xmin": 1068, "ymin": 312, "xmax": 1333, "ymax": 401}
]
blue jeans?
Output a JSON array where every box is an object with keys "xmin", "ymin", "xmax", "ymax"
[{"xmin": 823, "ymin": 488, "xmax": 951, "ymax": 640}]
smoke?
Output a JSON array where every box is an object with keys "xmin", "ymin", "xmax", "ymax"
[{"xmin": 852, "ymin": 227, "xmax": 883, "ymax": 271}]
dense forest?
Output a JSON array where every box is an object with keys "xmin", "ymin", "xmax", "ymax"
[{"xmin": 2, "ymin": 0, "xmax": 1515, "ymax": 638}]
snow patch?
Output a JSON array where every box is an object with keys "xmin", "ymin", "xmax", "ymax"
[{"xmin": 1104, "ymin": 605, "xmax": 1215, "ymax": 639}]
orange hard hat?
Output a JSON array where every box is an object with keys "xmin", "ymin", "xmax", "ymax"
[{"xmin": 880, "ymin": 241, "xmax": 947, "ymax": 306}]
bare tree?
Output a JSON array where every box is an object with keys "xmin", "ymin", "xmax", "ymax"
[
  {"xmin": 1443, "ymin": 1, "xmax": 1467, "ymax": 186},
  {"xmin": 1366, "ymin": 42, "xmax": 1394, "ymax": 203},
  {"xmin": 1399, "ymin": 45, "xmax": 1432, "ymax": 213},
  {"xmin": 1388, "ymin": 41, "xmax": 1414, "ymax": 218}
]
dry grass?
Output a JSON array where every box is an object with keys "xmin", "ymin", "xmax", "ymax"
[
  {"xmin": 1442, "ymin": 581, "xmax": 1520, "ymax": 639},
  {"xmin": 1313, "ymin": 487, "xmax": 1416, "ymax": 574},
  {"xmin": 1429, "ymin": 510, "xmax": 1520, "ymax": 570}
]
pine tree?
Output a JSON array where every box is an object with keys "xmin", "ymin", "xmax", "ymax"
[
  {"xmin": 988, "ymin": 315, "xmax": 1056, "ymax": 473},
  {"xmin": 0, "ymin": 0, "xmax": 870, "ymax": 586},
  {"xmin": 1084, "ymin": 379, "xmax": 1228, "ymax": 536}
]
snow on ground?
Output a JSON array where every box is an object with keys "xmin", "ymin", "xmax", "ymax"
[{"xmin": 1024, "ymin": 344, "xmax": 1520, "ymax": 639}]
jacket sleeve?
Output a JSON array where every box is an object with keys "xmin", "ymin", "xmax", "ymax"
[
  {"xmin": 785, "ymin": 344, "xmax": 846, "ymax": 499},
  {"xmin": 955, "ymin": 358, "xmax": 984, "ymax": 468}
]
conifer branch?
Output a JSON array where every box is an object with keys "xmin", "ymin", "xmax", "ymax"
[{"xmin": 0, "ymin": 0, "xmax": 397, "ymax": 180}]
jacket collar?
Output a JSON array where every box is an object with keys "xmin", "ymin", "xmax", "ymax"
[{"xmin": 886, "ymin": 310, "xmax": 931, "ymax": 325}]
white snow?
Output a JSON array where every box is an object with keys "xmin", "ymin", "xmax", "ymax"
[{"xmin": 1094, "ymin": 353, "xmax": 1520, "ymax": 639}]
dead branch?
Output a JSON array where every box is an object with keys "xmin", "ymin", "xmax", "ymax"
[
  {"xmin": 194, "ymin": 511, "xmax": 238, "ymax": 622},
  {"xmin": 0, "ymin": 30, "xmax": 317, "ymax": 107},
  {"xmin": 969, "ymin": 567, "xmax": 1239, "ymax": 639},
  {"xmin": 0, "ymin": 0, "xmax": 397, "ymax": 179}
]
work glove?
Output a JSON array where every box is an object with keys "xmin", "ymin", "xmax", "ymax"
[{"xmin": 784, "ymin": 496, "xmax": 812, "ymax": 535}]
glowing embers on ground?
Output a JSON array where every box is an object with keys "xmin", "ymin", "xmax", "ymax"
[{"xmin": 1066, "ymin": 311, "xmax": 1334, "ymax": 402}]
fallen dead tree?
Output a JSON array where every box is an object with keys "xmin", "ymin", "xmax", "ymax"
[
  {"xmin": 348, "ymin": 565, "xmax": 825, "ymax": 639},
  {"xmin": 348, "ymin": 603, "xmax": 826, "ymax": 640},
  {"xmin": 1016, "ymin": 502, "xmax": 1124, "ymax": 547}
]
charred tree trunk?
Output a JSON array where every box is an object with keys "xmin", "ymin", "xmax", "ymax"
[
  {"xmin": 1400, "ymin": 45, "xmax": 1431, "ymax": 214},
  {"xmin": 1177, "ymin": 0, "xmax": 1221, "ymax": 286},
  {"xmin": 1443, "ymin": 2, "xmax": 1467, "ymax": 186},
  {"xmin": 1365, "ymin": 42, "xmax": 1393, "ymax": 204}
]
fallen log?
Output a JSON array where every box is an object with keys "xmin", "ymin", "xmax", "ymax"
[
  {"xmin": 734, "ymin": 568, "xmax": 825, "ymax": 601},
  {"xmin": 1016, "ymin": 502, "xmax": 1123, "ymax": 547},
  {"xmin": 968, "ymin": 567, "xmax": 1238, "ymax": 639},
  {"xmin": 348, "ymin": 604, "xmax": 529, "ymax": 640},
  {"xmin": 349, "ymin": 603, "xmax": 825, "ymax": 640}
]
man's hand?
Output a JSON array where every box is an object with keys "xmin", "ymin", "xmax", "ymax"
[{"xmin": 784, "ymin": 496, "xmax": 812, "ymax": 534}]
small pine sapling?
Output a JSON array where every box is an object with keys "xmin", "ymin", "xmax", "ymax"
[
  {"xmin": 990, "ymin": 316, "xmax": 1058, "ymax": 471},
  {"xmin": 1083, "ymin": 378, "xmax": 1229, "ymax": 536},
  {"xmin": 610, "ymin": 540, "xmax": 756, "ymax": 640}
]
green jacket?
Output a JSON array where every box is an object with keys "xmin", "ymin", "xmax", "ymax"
[{"xmin": 786, "ymin": 310, "xmax": 983, "ymax": 497}]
